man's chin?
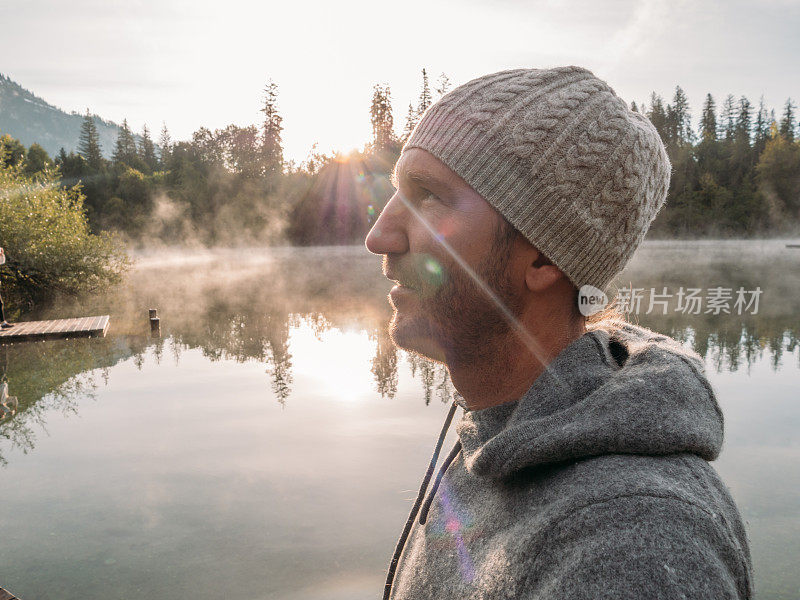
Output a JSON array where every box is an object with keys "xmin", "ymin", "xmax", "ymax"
[{"xmin": 389, "ymin": 312, "xmax": 447, "ymax": 364}]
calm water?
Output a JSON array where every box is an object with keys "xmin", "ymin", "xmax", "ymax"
[{"xmin": 0, "ymin": 241, "xmax": 798, "ymax": 599}]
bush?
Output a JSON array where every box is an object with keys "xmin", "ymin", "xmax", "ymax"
[{"xmin": 0, "ymin": 155, "xmax": 130, "ymax": 308}]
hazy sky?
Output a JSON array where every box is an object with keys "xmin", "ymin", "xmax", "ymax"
[{"xmin": 1, "ymin": 0, "xmax": 798, "ymax": 162}]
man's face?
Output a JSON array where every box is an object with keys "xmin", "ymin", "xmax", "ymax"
[{"xmin": 365, "ymin": 148, "xmax": 523, "ymax": 365}]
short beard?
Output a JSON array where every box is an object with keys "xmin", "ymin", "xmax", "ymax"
[{"xmin": 389, "ymin": 219, "xmax": 521, "ymax": 367}]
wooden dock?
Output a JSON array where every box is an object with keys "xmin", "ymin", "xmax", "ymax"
[
  {"xmin": 0, "ymin": 587, "xmax": 21, "ymax": 600},
  {"xmin": 0, "ymin": 315, "xmax": 110, "ymax": 343}
]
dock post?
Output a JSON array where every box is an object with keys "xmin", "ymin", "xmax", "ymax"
[{"xmin": 149, "ymin": 309, "xmax": 161, "ymax": 338}]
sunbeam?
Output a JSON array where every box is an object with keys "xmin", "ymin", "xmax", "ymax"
[{"xmin": 389, "ymin": 191, "xmax": 574, "ymax": 397}]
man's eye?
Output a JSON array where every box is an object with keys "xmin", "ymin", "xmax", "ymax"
[{"xmin": 420, "ymin": 191, "xmax": 439, "ymax": 203}]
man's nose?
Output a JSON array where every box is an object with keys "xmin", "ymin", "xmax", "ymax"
[{"xmin": 365, "ymin": 193, "xmax": 409, "ymax": 255}]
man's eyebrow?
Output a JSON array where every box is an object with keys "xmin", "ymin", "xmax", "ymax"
[
  {"xmin": 407, "ymin": 170, "xmax": 436, "ymax": 186},
  {"xmin": 392, "ymin": 167, "xmax": 451, "ymax": 193}
]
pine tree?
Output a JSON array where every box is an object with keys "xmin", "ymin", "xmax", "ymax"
[
  {"xmin": 753, "ymin": 96, "xmax": 770, "ymax": 154},
  {"xmin": 435, "ymin": 72, "xmax": 451, "ymax": 97},
  {"xmin": 417, "ymin": 68, "xmax": 432, "ymax": 115},
  {"xmin": 779, "ymin": 98, "xmax": 796, "ymax": 141},
  {"xmin": 699, "ymin": 94, "xmax": 717, "ymax": 143},
  {"xmin": 78, "ymin": 109, "xmax": 103, "ymax": 170},
  {"xmin": 671, "ymin": 86, "xmax": 693, "ymax": 145},
  {"xmin": 720, "ymin": 95, "xmax": 736, "ymax": 140},
  {"xmin": 139, "ymin": 124, "xmax": 157, "ymax": 172},
  {"xmin": 260, "ymin": 79, "xmax": 284, "ymax": 177},
  {"xmin": 370, "ymin": 83, "xmax": 396, "ymax": 153},
  {"xmin": 646, "ymin": 92, "xmax": 668, "ymax": 142},
  {"xmin": 729, "ymin": 96, "xmax": 756, "ymax": 184},
  {"xmin": 401, "ymin": 102, "xmax": 419, "ymax": 144},
  {"xmin": 664, "ymin": 103, "xmax": 678, "ymax": 147},
  {"xmin": 158, "ymin": 122, "xmax": 172, "ymax": 166},
  {"xmin": 113, "ymin": 118, "xmax": 138, "ymax": 165},
  {"xmin": 734, "ymin": 96, "xmax": 753, "ymax": 145}
]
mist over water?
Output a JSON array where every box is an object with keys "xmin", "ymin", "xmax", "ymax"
[{"xmin": 0, "ymin": 240, "xmax": 798, "ymax": 599}]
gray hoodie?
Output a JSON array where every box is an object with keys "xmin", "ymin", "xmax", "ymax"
[{"xmin": 384, "ymin": 322, "xmax": 753, "ymax": 599}]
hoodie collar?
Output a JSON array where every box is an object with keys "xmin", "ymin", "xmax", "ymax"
[{"xmin": 456, "ymin": 322, "xmax": 724, "ymax": 480}]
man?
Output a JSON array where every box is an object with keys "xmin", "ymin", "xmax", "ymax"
[
  {"xmin": 365, "ymin": 66, "xmax": 752, "ymax": 599},
  {"xmin": 0, "ymin": 247, "xmax": 13, "ymax": 329}
]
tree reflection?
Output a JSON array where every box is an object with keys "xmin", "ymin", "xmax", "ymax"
[
  {"xmin": 0, "ymin": 336, "xmax": 148, "ymax": 465},
  {"xmin": 633, "ymin": 317, "xmax": 800, "ymax": 374},
  {"xmin": 371, "ymin": 327, "xmax": 398, "ymax": 399},
  {"xmin": 2, "ymin": 243, "xmax": 798, "ymax": 463}
]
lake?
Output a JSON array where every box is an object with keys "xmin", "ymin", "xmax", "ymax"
[{"xmin": 0, "ymin": 240, "xmax": 798, "ymax": 599}]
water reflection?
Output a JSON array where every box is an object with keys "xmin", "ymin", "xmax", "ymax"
[
  {"xmin": 1, "ymin": 243, "xmax": 799, "ymax": 463},
  {"xmin": 0, "ymin": 242, "xmax": 797, "ymax": 600},
  {"xmin": 0, "ymin": 378, "xmax": 19, "ymax": 422},
  {"xmin": 0, "ymin": 336, "xmax": 148, "ymax": 464}
]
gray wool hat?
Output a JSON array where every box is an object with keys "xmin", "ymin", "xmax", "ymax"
[{"xmin": 403, "ymin": 65, "xmax": 672, "ymax": 293}]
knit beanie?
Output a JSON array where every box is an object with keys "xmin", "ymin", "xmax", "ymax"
[{"xmin": 403, "ymin": 66, "xmax": 672, "ymax": 293}]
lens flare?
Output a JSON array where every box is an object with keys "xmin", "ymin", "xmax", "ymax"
[
  {"xmin": 422, "ymin": 256, "xmax": 445, "ymax": 288},
  {"xmin": 429, "ymin": 481, "xmax": 476, "ymax": 583}
]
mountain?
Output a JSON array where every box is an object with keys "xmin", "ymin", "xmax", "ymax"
[{"xmin": 0, "ymin": 73, "xmax": 130, "ymax": 159}]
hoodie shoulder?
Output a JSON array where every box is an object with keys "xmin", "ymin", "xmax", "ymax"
[
  {"xmin": 509, "ymin": 452, "xmax": 740, "ymax": 528},
  {"xmin": 514, "ymin": 478, "xmax": 753, "ymax": 599},
  {"xmin": 458, "ymin": 321, "xmax": 724, "ymax": 480}
]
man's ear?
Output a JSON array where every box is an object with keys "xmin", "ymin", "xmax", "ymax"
[{"xmin": 524, "ymin": 250, "xmax": 564, "ymax": 292}]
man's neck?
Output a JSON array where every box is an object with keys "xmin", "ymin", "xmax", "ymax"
[{"xmin": 448, "ymin": 317, "xmax": 587, "ymax": 411}]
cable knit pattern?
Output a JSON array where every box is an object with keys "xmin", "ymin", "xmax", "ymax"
[{"xmin": 404, "ymin": 66, "xmax": 672, "ymax": 292}]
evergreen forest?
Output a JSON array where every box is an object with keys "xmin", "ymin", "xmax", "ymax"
[{"xmin": 2, "ymin": 70, "xmax": 799, "ymax": 249}]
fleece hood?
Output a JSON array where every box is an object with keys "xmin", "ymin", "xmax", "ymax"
[
  {"xmin": 456, "ymin": 321, "xmax": 724, "ymax": 480},
  {"xmin": 382, "ymin": 322, "xmax": 741, "ymax": 600}
]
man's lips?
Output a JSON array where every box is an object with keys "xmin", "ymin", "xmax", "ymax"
[
  {"xmin": 387, "ymin": 275, "xmax": 421, "ymax": 305},
  {"xmin": 389, "ymin": 284, "xmax": 417, "ymax": 306},
  {"xmin": 384, "ymin": 271, "xmax": 419, "ymax": 291},
  {"xmin": 390, "ymin": 282, "xmax": 418, "ymax": 296}
]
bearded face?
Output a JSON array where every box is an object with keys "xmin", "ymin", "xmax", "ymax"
[{"xmin": 384, "ymin": 222, "xmax": 521, "ymax": 366}]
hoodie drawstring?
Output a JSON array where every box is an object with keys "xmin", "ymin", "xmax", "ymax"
[
  {"xmin": 383, "ymin": 400, "xmax": 461, "ymax": 600},
  {"xmin": 418, "ymin": 439, "xmax": 461, "ymax": 525}
]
